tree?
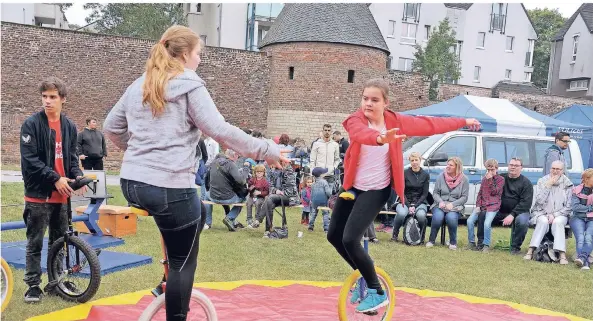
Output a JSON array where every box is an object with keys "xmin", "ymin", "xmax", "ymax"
[
  {"xmin": 83, "ymin": 3, "xmax": 187, "ymax": 40},
  {"xmin": 527, "ymin": 8, "xmax": 566, "ymax": 89},
  {"xmin": 412, "ymin": 18, "xmax": 460, "ymax": 101}
]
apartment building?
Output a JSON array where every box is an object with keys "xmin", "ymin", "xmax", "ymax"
[
  {"xmin": 547, "ymin": 3, "xmax": 593, "ymax": 99},
  {"xmin": 369, "ymin": 3, "xmax": 537, "ymax": 88},
  {"xmin": 1, "ymin": 3, "xmax": 69, "ymax": 29}
]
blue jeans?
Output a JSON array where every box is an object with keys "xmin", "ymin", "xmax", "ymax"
[
  {"xmin": 510, "ymin": 212, "xmax": 530, "ymax": 251},
  {"xmin": 467, "ymin": 211, "xmax": 497, "ymax": 246},
  {"xmin": 429, "ymin": 208, "xmax": 459, "ymax": 245},
  {"xmin": 205, "ymin": 192, "xmax": 244, "ymax": 222},
  {"xmin": 309, "ymin": 202, "xmax": 330, "ymax": 231},
  {"xmin": 392, "ymin": 204, "xmax": 428, "ymax": 239},
  {"xmin": 570, "ymin": 217, "xmax": 593, "ymax": 259}
]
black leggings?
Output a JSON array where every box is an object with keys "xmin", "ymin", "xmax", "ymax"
[{"xmin": 327, "ymin": 185, "xmax": 392, "ymax": 293}]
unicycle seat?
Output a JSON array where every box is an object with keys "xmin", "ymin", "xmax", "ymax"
[{"xmin": 130, "ymin": 207, "xmax": 150, "ymax": 217}]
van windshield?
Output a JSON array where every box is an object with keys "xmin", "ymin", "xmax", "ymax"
[{"xmin": 403, "ymin": 134, "xmax": 444, "ymax": 166}]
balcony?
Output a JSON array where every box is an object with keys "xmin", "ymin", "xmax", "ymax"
[
  {"xmin": 490, "ymin": 14, "xmax": 505, "ymax": 31},
  {"xmin": 34, "ymin": 3, "xmax": 58, "ymax": 25}
]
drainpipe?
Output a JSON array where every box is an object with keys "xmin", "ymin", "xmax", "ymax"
[
  {"xmin": 218, "ymin": 4, "xmax": 222, "ymax": 47},
  {"xmin": 23, "ymin": 8, "xmax": 26, "ymax": 24}
]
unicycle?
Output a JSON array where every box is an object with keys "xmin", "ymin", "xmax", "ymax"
[
  {"xmin": 1, "ymin": 257, "xmax": 14, "ymax": 312},
  {"xmin": 45, "ymin": 175, "xmax": 102, "ymax": 303},
  {"xmin": 337, "ymin": 233, "xmax": 396, "ymax": 321},
  {"xmin": 131, "ymin": 206, "xmax": 218, "ymax": 321}
]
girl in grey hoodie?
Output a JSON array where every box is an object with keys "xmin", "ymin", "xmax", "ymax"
[{"xmin": 103, "ymin": 26, "xmax": 282, "ymax": 321}]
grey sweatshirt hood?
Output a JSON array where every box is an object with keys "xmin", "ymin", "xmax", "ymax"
[{"xmin": 104, "ymin": 69, "xmax": 280, "ymax": 188}]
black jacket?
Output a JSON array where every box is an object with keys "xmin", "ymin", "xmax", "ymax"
[
  {"xmin": 403, "ymin": 167, "xmax": 430, "ymax": 207},
  {"xmin": 499, "ymin": 173, "xmax": 534, "ymax": 217},
  {"xmin": 20, "ymin": 111, "xmax": 83, "ymax": 199},
  {"xmin": 205, "ymin": 155, "xmax": 247, "ymax": 200},
  {"xmin": 77, "ymin": 128, "xmax": 107, "ymax": 159}
]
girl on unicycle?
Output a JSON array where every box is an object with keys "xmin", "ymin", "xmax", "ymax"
[
  {"xmin": 104, "ymin": 26, "xmax": 285, "ymax": 321},
  {"xmin": 328, "ymin": 78, "xmax": 480, "ymax": 314}
]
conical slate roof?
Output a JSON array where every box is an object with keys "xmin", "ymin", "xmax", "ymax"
[{"xmin": 259, "ymin": 3, "xmax": 390, "ymax": 54}]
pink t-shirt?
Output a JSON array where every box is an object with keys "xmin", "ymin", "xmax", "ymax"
[{"xmin": 353, "ymin": 124, "xmax": 391, "ymax": 191}]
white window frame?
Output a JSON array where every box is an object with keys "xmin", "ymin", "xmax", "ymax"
[
  {"xmin": 476, "ymin": 32, "xmax": 485, "ymax": 49},
  {"xmin": 524, "ymin": 72, "xmax": 532, "ymax": 82},
  {"xmin": 473, "ymin": 66, "xmax": 481, "ymax": 82},
  {"xmin": 195, "ymin": 3, "xmax": 202, "ymax": 14},
  {"xmin": 403, "ymin": 3, "xmax": 419, "ymax": 21},
  {"xmin": 505, "ymin": 36, "xmax": 514, "ymax": 52},
  {"xmin": 526, "ymin": 39, "xmax": 535, "ymax": 67},
  {"xmin": 505, "ymin": 69, "xmax": 512, "ymax": 80},
  {"xmin": 387, "ymin": 20, "xmax": 396, "ymax": 38},
  {"xmin": 572, "ymin": 35, "xmax": 579, "ymax": 63},
  {"xmin": 401, "ymin": 22, "xmax": 417, "ymax": 44},
  {"xmin": 568, "ymin": 80, "xmax": 589, "ymax": 91},
  {"xmin": 424, "ymin": 25, "xmax": 430, "ymax": 41},
  {"xmin": 398, "ymin": 57, "xmax": 414, "ymax": 72}
]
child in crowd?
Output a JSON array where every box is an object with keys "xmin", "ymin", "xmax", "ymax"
[
  {"xmin": 246, "ymin": 164, "xmax": 270, "ymax": 227},
  {"xmin": 300, "ymin": 176, "xmax": 313, "ymax": 225},
  {"xmin": 309, "ymin": 167, "xmax": 333, "ymax": 232}
]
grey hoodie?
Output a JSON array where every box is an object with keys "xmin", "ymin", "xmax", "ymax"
[
  {"xmin": 530, "ymin": 174, "xmax": 573, "ymax": 224},
  {"xmin": 103, "ymin": 69, "xmax": 279, "ymax": 188}
]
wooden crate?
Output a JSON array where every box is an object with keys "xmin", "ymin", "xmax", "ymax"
[{"xmin": 74, "ymin": 205, "xmax": 137, "ymax": 237}]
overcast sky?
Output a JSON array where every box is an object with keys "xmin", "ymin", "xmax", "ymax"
[{"xmin": 64, "ymin": 2, "xmax": 583, "ymax": 27}]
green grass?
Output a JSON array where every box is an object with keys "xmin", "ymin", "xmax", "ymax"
[{"xmin": 1, "ymin": 182, "xmax": 592, "ymax": 320}]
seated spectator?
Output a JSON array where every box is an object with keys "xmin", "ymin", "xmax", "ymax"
[
  {"xmin": 499, "ymin": 157, "xmax": 534, "ymax": 255},
  {"xmin": 391, "ymin": 152, "xmax": 430, "ymax": 243},
  {"xmin": 524, "ymin": 161, "xmax": 573, "ymax": 263},
  {"xmin": 204, "ymin": 151, "xmax": 248, "ymax": 232},
  {"xmin": 570, "ymin": 168, "xmax": 593, "ymax": 270},
  {"xmin": 300, "ymin": 176, "xmax": 313, "ymax": 225},
  {"xmin": 308, "ymin": 167, "xmax": 333, "ymax": 233},
  {"xmin": 467, "ymin": 158, "xmax": 504, "ymax": 252},
  {"xmin": 427, "ymin": 157, "xmax": 469, "ymax": 250},
  {"xmin": 253, "ymin": 159, "xmax": 300, "ymax": 237},
  {"xmin": 246, "ymin": 164, "xmax": 270, "ymax": 227}
]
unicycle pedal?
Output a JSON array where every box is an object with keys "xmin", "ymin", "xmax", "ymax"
[{"xmin": 363, "ymin": 310, "xmax": 379, "ymax": 316}]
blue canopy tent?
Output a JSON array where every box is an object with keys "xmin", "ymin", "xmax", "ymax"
[
  {"xmin": 552, "ymin": 104, "xmax": 593, "ymax": 168},
  {"xmin": 402, "ymin": 95, "xmax": 593, "ymax": 167}
]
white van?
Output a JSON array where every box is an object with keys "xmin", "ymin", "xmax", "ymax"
[{"xmin": 402, "ymin": 131, "xmax": 584, "ymax": 217}]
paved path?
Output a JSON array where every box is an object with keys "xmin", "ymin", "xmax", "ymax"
[{"xmin": 1, "ymin": 170, "xmax": 121, "ymax": 186}]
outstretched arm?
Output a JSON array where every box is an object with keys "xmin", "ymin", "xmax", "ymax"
[{"xmin": 398, "ymin": 114, "xmax": 472, "ymax": 137}]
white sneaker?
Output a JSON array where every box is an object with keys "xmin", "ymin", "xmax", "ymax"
[
  {"xmin": 425, "ymin": 242, "xmax": 434, "ymax": 248},
  {"xmin": 449, "ymin": 244, "xmax": 457, "ymax": 251},
  {"xmin": 203, "ymin": 224, "xmax": 210, "ymax": 230},
  {"xmin": 582, "ymin": 265, "xmax": 590, "ymax": 270}
]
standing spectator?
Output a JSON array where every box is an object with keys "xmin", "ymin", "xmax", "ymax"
[
  {"xmin": 20, "ymin": 77, "xmax": 85, "ymax": 302},
  {"xmin": 204, "ymin": 135, "xmax": 220, "ymax": 166},
  {"xmin": 300, "ymin": 176, "xmax": 313, "ymax": 225},
  {"xmin": 524, "ymin": 161, "xmax": 572, "ymax": 264},
  {"xmin": 333, "ymin": 131, "xmax": 350, "ymax": 160},
  {"xmin": 246, "ymin": 164, "xmax": 269, "ymax": 227},
  {"xmin": 308, "ymin": 167, "xmax": 333, "ymax": 233},
  {"xmin": 543, "ymin": 132, "xmax": 570, "ymax": 176},
  {"xmin": 426, "ymin": 157, "xmax": 469, "ymax": 250},
  {"xmin": 467, "ymin": 158, "xmax": 504, "ymax": 252},
  {"xmin": 310, "ymin": 124, "xmax": 340, "ymax": 185},
  {"xmin": 500, "ymin": 157, "xmax": 534, "ymax": 255},
  {"xmin": 278, "ymin": 133, "xmax": 295, "ymax": 158},
  {"xmin": 571, "ymin": 168, "xmax": 593, "ymax": 270},
  {"xmin": 77, "ymin": 117, "xmax": 107, "ymax": 170}
]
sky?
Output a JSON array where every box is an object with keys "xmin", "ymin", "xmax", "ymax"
[{"xmin": 64, "ymin": 2, "xmax": 584, "ymax": 27}]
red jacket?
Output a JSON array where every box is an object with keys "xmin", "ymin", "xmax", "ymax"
[{"xmin": 342, "ymin": 109, "xmax": 467, "ymax": 204}]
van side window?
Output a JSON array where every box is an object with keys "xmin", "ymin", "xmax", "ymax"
[
  {"xmin": 431, "ymin": 136, "xmax": 476, "ymax": 166},
  {"xmin": 484, "ymin": 139, "xmax": 531, "ymax": 167},
  {"xmin": 534, "ymin": 142, "xmax": 572, "ymax": 169}
]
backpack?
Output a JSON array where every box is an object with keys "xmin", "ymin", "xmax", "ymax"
[
  {"xmin": 402, "ymin": 215, "xmax": 424, "ymax": 246},
  {"xmin": 532, "ymin": 236, "xmax": 558, "ymax": 263}
]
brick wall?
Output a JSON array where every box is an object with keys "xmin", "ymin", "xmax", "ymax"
[
  {"xmin": 1, "ymin": 22, "xmax": 269, "ymax": 169},
  {"xmin": 386, "ymin": 70, "xmax": 430, "ymax": 111}
]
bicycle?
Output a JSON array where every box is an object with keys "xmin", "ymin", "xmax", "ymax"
[
  {"xmin": 337, "ymin": 232, "xmax": 396, "ymax": 321},
  {"xmin": 131, "ymin": 206, "xmax": 218, "ymax": 321},
  {"xmin": 44, "ymin": 175, "xmax": 102, "ymax": 303},
  {"xmin": 1, "ymin": 257, "xmax": 14, "ymax": 312}
]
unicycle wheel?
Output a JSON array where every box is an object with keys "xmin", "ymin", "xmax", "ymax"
[
  {"xmin": 337, "ymin": 266, "xmax": 395, "ymax": 321},
  {"xmin": 1, "ymin": 257, "xmax": 14, "ymax": 312}
]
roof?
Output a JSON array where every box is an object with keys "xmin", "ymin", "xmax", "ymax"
[
  {"xmin": 444, "ymin": 3, "xmax": 472, "ymax": 10},
  {"xmin": 492, "ymin": 81, "xmax": 545, "ymax": 96},
  {"xmin": 554, "ymin": 3, "xmax": 593, "ymax": 41},
  {"xmin": 258, "ymin": 3, "xmax": 390, "ymax": 54}
]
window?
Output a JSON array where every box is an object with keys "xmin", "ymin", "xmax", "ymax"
[
  {"xmin": 401, "ymin": 22, "xmax": 417, "ymax": 44},
  {"xmin": 572, "ymin": 35, "xmax": 579, "ymax": 62},
  {"xmin": 200, "ymin": 35, "xmax": 207, "ymax": 45},
  {"xmin": 288, "ymin": 67, "xmax": 294, "ymax": 80},
  {"xmin": 506, "ymin": 36, "xmax": 514, "ymax": 51},
  {"xmin": 398, "ymin": 57, "xmax": 414, "ymax": 72},
  {"xmin": 455, "ymin": 41, "xmax": 463, "ymax": 58},
  {"xmin": 524, "ymin": 72, "xmax": 532, "ymax": 82},
  {"xmin": 424, "ymin": 25, "xmax": 431, "ymax": 40},
  {"xmin": 388, "ymin": 20, "xmax": 396, "ymax": 37},
  {"xmin": 569, "ymin": 80, "xmax": 589, "ymax": 90},
  {"xmin": 525, "ymin": 39, "xmax": 535, "ymax": 66},
  {"xmin": 505, "ymin": 69, "xmax": 511, "ymax": 80},
  {"xmin": 473, "ymin": 66, "xmax": 481, "ymax": 82},
  {"xmin": 476, "ymin": 32, "xmax": 485, "ymax": 48},
  {"xmin": 535, "ymin": 141, "xmax": 572, "ymax": 169},
  {"xmin": 387, "ymin": 56, "xmax": 393, "ymax": 69},
  {"xmin": 347, "ymin": 70, "xmax": 355, "ymax": 83},
  {"xmin": 196, "ymin": 3, "xmax": 202, "ymax": 13},
  {"xmin": 484, "ymin": 139, "xmax": 531, "ymax": 167},
  {"xmin": 490, "ymin": 3, "xmax": 506, "ymax": 31},
  {"xmin": 403, "ymin": 3, "xmax": 419, "ymax": 21},
  {"xmin": 430, "ymin": 136, "xmax": 477, "ymax": 167}
]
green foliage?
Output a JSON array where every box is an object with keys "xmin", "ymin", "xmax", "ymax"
[
  {"xmin": 412, "ymin": 18, "xmax": 461, "ymax": 100},
  {"xmin": 83, "ymin": 3, "xmax": 188, "ymax": 40},
  {"xmin": 527, "ymin": 8, "xmax": 566, "ymax": 89}
]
